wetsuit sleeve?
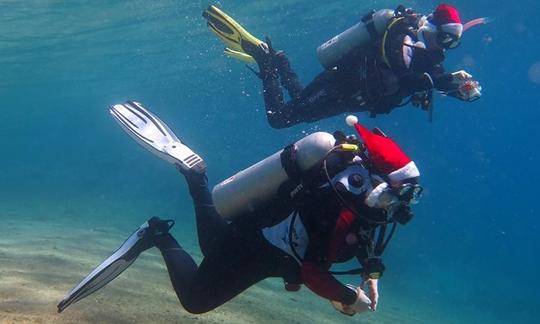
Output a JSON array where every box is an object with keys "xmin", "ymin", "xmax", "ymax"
[
  {"xmin": 300, "ymin": 208, "xmax": 358, "ymax": 305},
  {"xmin": 427, "ymin": 64, "xmax": 456, "ymax": 92},
  {"xmin": 429, "ymin": 67, "xmax": 475, "ymax": 101},
  {"xmin": 301, "ymin": 262, "xmax": 357, "ymax": 305}
]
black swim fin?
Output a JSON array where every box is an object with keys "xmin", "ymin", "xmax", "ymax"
[{"xmin": 57, "ymin": 217, "xmax": 174, "ymax": 313}]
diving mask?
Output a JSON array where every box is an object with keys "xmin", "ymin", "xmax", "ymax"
[
  {"xmin": 365, "ymin": 180, "xmax": 423, "ymax": 208},
  {"xmin": 396, "ymin": 183, "xmax": 423, "ymax": 205},
  {"xmin": 365, "ymin": 182, "xmax": 397, "ymax": 209},
  {"xmin": 364, "ymin": 181, "xmax": 422, "ymax": 224},
  {"xmin": 437, "ymin": 31, "xmax": 460, "ymax": 49}
]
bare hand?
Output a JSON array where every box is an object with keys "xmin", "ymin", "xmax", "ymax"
[
  {"xmin": 451, "ymin": 70, "xmax": 473, "ymax": 84},
  {"xmin": 362, "ymin": 278, "xmax": 379, "ymax": 311}
]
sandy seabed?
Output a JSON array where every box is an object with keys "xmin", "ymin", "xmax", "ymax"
[{"xmin": 0, "ymin": 200, "xmax": 461, "ymax": 324}]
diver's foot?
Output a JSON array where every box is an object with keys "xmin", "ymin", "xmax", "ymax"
[
  {"xmin": 146, "ymin": 217, "xmax": 175, "ymax": 236},
  {"xmin": 135, "ymin": 217, "xmax": 176, "ymax": 252},
  {"xmin": 242, "ymin": 37, "xmax": 276, "ymax": 69},
  {"xmin": 56, "ymin": 216, "xmax": 176, "ymax": 313},
  {"xmin": 272, "ymin": 51, "xmax": 291, "ymax": 71},
  {"xmin": 172, "ymin": 140, "xmax": 207, "ymax": 175},
  {"xmin": 243, "ymin": 42, "xmax": 271, "ymax": 66},
  {"xmin": 243, "ymin": 37, "xmax": 281, "ymax": 78}
]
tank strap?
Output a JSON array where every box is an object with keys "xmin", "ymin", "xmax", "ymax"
[
  {"xmin": 280, "ymin": 144, "xmax": 303, "ymax": 183},
  {"xmin": 361, "ymin": 10, "xmax": 379, "ymax": 41}
]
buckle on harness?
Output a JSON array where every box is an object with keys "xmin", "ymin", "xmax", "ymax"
[{"xmin": 361, "ymin": 10, "xmax": 379, "ymax": 41}]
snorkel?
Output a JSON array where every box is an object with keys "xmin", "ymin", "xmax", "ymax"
[{"xmin": 463, "ymin": 17, "xmax": 492, "ymax": 32}]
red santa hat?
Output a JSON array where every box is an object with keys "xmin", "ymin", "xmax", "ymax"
[
  {"xmin": 430, "ymin": 4, "xmax": 463, "ymax": 38},
  {"xmin": 346, "ymin": 115, "xmax": 420, "ymax": 183}
]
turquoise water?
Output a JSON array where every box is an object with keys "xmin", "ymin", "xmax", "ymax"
[{"xmin": 1, "ymin": 0, "xmax": 539, "ymax": 323}]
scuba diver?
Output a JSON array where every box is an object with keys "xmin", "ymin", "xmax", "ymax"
[
  {"xmin": 203, "ymin": 4, "xmax": 487, "ymax": 128},
  {"xmin": 57, "ymin": 101, "xmax": 423, "ymax": 317}
]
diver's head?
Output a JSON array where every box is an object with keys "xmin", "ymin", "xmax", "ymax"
[
  {"xmin": 346, "ymin": 116, "xmax": 420, "ymax": 186},
  {"xmin": 346, "ymin": 115, "xmax": 422, "ymax": 224},
  {"xmin": 419, "ymin": 4, "xmax": 463, "ymax": 50},
  {"xmin": 364, "ymin": 177, "xmax": 423, "ymax": 224}
]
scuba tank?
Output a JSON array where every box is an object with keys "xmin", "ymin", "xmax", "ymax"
[
  {"xmin": 316, "ymin": 9, "xmax": 395, "ymax": 69},
  {"xmin": 212, "ymin": 132, "xmax": 336, "ymax": 219}
]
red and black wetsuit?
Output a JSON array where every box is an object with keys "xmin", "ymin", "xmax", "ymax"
[
  {"xmin": 301, "ymin": 208, "xmax": 362, "ymax": 304},
  {"xmin": 153, "ymin": 171, "xmax": 383, "ymax": 314}
]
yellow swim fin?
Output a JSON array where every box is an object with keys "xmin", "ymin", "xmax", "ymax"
[
  {"xmin": 224, "ymin": 47, "xmax": 256, "ymax": 63},
  {"xmin": 202, "ymin": 5, "xmax": 266, "ymax": 63}
]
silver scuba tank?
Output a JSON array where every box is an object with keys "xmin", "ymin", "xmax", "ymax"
[
  {"xmin": 316, "ymin": 9, "xmax": 395, "ymax": 69},
  {"xmin": 212, "ymin": 132, "xmax": 336, "ymax": 219}
]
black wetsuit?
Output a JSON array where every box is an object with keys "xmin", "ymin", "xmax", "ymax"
[
  {"xmin": 154, "ymin": 170, "xmax": 385, "ymax": 314},
  {"xmin": 260, "ymin": 15, "xmax": 461, "ymax": 129},
  {"xmin": 154, "ymin": 172, "xmax": 298, "ymax": 314}
]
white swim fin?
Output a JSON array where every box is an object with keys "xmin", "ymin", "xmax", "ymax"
[{"xmin": 109, "ymin": 101, "xmax": 206, "ymax": 173}]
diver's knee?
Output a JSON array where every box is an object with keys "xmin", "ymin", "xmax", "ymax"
[
  {"xmin": 181, "ymin": 301, "xmax": 212, "ymax": 314},
  {"xmin": 267, "ymin": 114, "xmax": 288, "ymax": 129}
]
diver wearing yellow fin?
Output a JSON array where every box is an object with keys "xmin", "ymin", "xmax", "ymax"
[{"xmin": 203, "ymin": 4, "xmax": 486, "ymax": 128}]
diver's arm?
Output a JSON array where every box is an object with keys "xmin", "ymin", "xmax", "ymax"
[
  {"xmin": 397, "ymin": 49, "xmax": 454, "ymax": 92},
  {"xmin": 439, "ymin": 70, "xmax": 482, "ymax": 102},
  {"xmin": 398, "ymin": 72, "xmax": 439, "ymax": 92},
  {"xmin": 301, "ymin": 262, "xmax": 357, "ymax": 305},
  {"xmin": 355, "ymin": 220, "xmax": 388, "ymax": 311},
  {"xmin": 300, "ymin": 209, "xmax": 363, "ymax": 305},
  {"xmin": 427, "ymin": 64, "xmax": 456, "ymax": 92},
  {"xmin": 356, "ymin": 235, "xmax": 385, "ymax": 312},
  {"xmin": 362, "ymin": 278, "xmax": 379, "ymax": 311}
]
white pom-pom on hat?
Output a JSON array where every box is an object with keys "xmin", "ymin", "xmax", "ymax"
[{"xmin": 346, "ymin": 115, "xmax": 358, "ymax": 126}]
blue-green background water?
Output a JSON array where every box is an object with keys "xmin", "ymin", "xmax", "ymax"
[{"xmin": 1, "ymin": 0, "xmax": 539, "ymax": 323}]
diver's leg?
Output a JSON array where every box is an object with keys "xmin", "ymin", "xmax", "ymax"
[
  {"xmin": 157, "ymin": 233, "xmax": 274, "ymax": 314},
  {"xmin": 274, "ymin": 52, "xmax": 303, "ymax": 100},
  {"xmin": 182, "ymin": 169, "xmax": 231, "ymax": 256},
  {"xmin": 255, "ymin": 52, "xmax": 309, "ymax": 129},
  {"xmin": 255, "ymin": 54, "xmax": 293, "ymax": 129},
  {"xmin": 265, "ymin": 69, "xmax": 346, "ymax": 127},
  {"xmin": 246, "ymin": 40, "xmax": 304, "ymax": 129},
  {"xmin": 155, "ymin": 233, "xmax": 199, "ymax": 296}
]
